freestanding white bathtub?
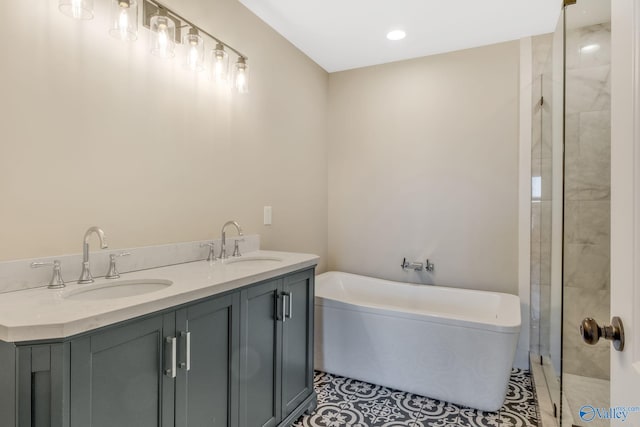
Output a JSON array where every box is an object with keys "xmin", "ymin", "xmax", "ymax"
[{"xmin": 314, "ymin": 271, "xmax": 521, "ymax": 412}]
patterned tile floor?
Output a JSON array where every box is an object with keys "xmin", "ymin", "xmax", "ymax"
[{"xmin": 294, "ymin": 369, "xmax": 539, "ymax": 427}]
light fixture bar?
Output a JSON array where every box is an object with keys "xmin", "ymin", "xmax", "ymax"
[{"xmin": 142, "ymin": 0, "xmax": 247, "ymax": 60}]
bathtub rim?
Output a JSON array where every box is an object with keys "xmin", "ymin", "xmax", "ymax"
[{"xmin": 315, "ymin": 271, "xmax": 521, "ymax": 334}]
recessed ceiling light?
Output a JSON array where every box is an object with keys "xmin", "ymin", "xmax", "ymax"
[{"xmin": 386, "ymin": 30, "xmax": 406, "ymax": 41}]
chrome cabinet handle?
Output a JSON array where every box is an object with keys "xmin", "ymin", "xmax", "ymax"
[
  {"xmin": 282, "ymin": 292, "xmax": 292, "ymax": 321},
  {"xmin": 281, "ymin": 293, "xmax": 287, "ymax": 322},
  {"xmin": 179, "ymin": 331, "xmax": 191, "ymax": 371},
  {"xmin": 286, "ymin": 292, "xmax": 293, "ymax": 319},
  {"xmin": 165, "ymin": 337, "xmax": 177, "ymax": 378}
]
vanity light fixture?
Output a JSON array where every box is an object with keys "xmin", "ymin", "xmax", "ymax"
[
  {"xmin": 59, "ymin": 0, "xmax": 94, "ymax": 20},
  {"xmin": 58, "ymin": 0, "xmax": 250, "ymax": 93},
  {"xmin": 184, "ymin": 28, "xmax": 205, "ymax": 72},
  {"xmin": 109, "ymin": 0, "xmax": 138, "ymax": 41},
  {"xmin": 234, "ymin": 57, "xmax": 249, "ymax": 94},
  {"xmin": 212, "ymin": 43, "xmax": 230, "ymax": 84}
]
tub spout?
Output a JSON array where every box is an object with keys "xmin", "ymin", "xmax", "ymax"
[{"xmin": 401, "ymin": 258, "xmax": 424, "ymax": 271}]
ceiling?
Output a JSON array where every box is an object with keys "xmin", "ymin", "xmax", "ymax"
[{"xmin": 239, "ymin": 0, "xmax": 564, "ymax": 72}]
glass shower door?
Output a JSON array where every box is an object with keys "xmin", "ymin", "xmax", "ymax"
[{"xmin": 561, "ymin": 1, "xmax": 612, "ymax": 426}]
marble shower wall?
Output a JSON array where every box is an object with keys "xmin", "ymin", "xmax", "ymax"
[
  {"xmin": 563, "ymin": 22, "xmax": 611, "ymax": 381},
  {"xmin": 530, "ymin": 34, "xmax": 553, "ymax": 357}
]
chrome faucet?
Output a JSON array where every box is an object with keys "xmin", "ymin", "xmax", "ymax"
[
  {"xmin": 78, "ymin": 226, "xmax": 108, "ymax": 284},
  {"xmin": 220, "ymin": 220, "xmax": 243, "ymax": 260}
]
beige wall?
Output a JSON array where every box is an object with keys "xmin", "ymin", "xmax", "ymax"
[
  {"xmin": 327, "ymin": 41, "xmax": 520, "ymax": 294},
  {"xmin": 0, "ymin": 0, "xmax": 328, "ymax": 271}
]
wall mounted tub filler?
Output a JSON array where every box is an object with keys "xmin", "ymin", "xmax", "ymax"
[
  {"xmin": 401, "ymin": 257, "xmax": 424, "ymax": 271},
  {"xmin": 78, "ymin": 226, "xmax": 109, "ymax": 284}
]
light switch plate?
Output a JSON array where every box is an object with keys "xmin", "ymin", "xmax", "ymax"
[{"xmin": 264, "ymin": 206, "xmax": 272, "ymax": 225}]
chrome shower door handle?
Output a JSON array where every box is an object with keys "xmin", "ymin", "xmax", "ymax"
[{"xmin": 580, "ymin": 316, "xmax": 625, "ymax": 351}]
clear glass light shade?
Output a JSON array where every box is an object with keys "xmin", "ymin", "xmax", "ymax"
[
  {"xmin": 149, "ymin": 13, "xmax": 176, "ymax": 58},
  {"xmin": 234, "ymin": 57, "xmax": 249, "ymax": 94},
  {"xmin": 109, "ymin": 0, "xmax": 138, "ymax": 41},
  {"xmin": 183, "ymin": 29, "xmax": 205, "ymax": 72},
  {"xmin": 59, "ymin": 0, "xmax": 94, "ymax": 20},
  {"xmin": 211, "ymin": 43, "xmax": 230, "ymax": 84}
]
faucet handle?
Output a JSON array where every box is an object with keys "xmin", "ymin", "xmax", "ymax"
[
  {"xmin": 200, "ymin": 242, "xmax": 217, "ymax": 262},
  {"xmin": 425, "ymin": 259, "xmax": 435, "ymax": 272},
  {"xmin": 31, "ymin": 260, "xmax": 66, "ymax": 289},
  {"xmin": 106, "ymin": 252, "xmax": 131, "ymax": 279},
  {"xmin": 232, "ymin": 239, "xmax": 243, "ymax": 257}
]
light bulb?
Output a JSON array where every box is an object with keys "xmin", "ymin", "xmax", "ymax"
[
  {"xmin": 118, "ymin": 9, "xmax": 129, "ymax": 38},
  {"xmin": 150, "ymin": 12, "xmax": 176, "ymax": 58},
  {"xmin": 59, "ymin": 0, "xmax": 94, "ymax": 20},
  {"xmin": 188, "ymin": 45, "xmax": 199, "ymax": 70},
  {"xmin": 183, "ymin": 28, "xmax": 204, "ymax": 72},
  {"xmin": 109, "ymin": 0, "xmax": 137, "ymax": 41},
  {"xmin": 236, "ymin": 70, "xmax": 247, "ymax": 91},
  {"xmin": 211, "ymin": 43, "xmax": 229, "ymax": 83},
  {"xmin": 234, "ymin": 57, "xmax": 249, "ymax": 94},
  {"xmin": 72, "ymin": 0, "xmax": 83, "ymax": 19},
  {"xmin": 158, "ymin": 24, "xmax": 168, "ymax": 54}
]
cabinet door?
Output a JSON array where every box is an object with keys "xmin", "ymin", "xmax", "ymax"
[
  {"xmin": 239, "ymin": 279, "xmax": 282, "ymax": 427},
  {"xmin": 16, "ymin": 344, "xmax": 68, "ymax": 427},
  {"xmin": 175, "ymin": 293, "xmax": 240, "ymax": 427},
  {"xmin": 0, "ymin": 341, "xmax": 17, "ymax": 427},
  {"xmin": 70, "ymin": 314, "xmax": 175, "ymax": 427},
  {"xmin": 281, "ymin": 269, "xmax": 315, "ymax": 419}
]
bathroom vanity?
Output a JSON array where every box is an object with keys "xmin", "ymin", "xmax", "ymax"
[{"xmin": 0, "ymin": 251, "xmax": 317, "ymax": 427}]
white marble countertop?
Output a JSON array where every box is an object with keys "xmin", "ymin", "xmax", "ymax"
[{"xmin": 0, "ymin": 250, "xmax": 318, "ymax": 343}]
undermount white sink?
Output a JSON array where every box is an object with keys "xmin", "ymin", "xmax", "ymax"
[
  {"xmin": 64, "ymin": 279, "xmax": 173, "ymax": 300},
  {"xmin": 223, "ymin": 256, "xmax": 284, "ymax": 265}
]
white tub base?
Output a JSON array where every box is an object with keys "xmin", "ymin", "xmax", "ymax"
[{"xmin": 313, "ymin": 272, "xmax": 521, "ymax": 412}]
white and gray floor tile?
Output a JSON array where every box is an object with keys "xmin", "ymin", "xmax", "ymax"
[{"xmin": 294, "ymin": 369, "xmax": 539, "ymax": 427}]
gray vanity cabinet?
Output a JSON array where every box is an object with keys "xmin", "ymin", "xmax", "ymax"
[
  {"xmin": 0, "ymin": 266, "xmax": 315, "ymax": 427},
  {"xmin": 69, "ymin": 294, "xmax": 241, "ymax": 427},
  {"xmin": 69, "ymin": 313, "xmax": 176, "ymax": 427},
  {"xmin": 175, "ymin": 293, "xmax": 240, "ymax": 427},
  {"xmin": 240, "ymin": 278, "xmax": 282, "ymax": 427},
  {"xmin": 16, "ymin": 343, "xmax": 67, "ymax": 427},
  {"xmin": 281, "ymin": 270, "xmax": 315, "ymax": 421},
  {"xmin": 239, "ymin": 269, "xmax": 315, "ymax": 427}
]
